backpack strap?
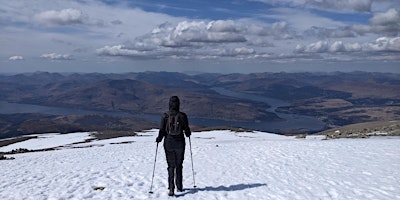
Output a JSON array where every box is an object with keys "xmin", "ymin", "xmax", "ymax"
[
  {"xmin": 165, "ymin": 111, "xmax": 183, "ymax": 136},
  {"xmin": 164, "ymin": 112, "xmax": 169, "ymax": 133},
  {"xmin": 174, "ymin": 113, "xmax": 179, "ymax": 126}
]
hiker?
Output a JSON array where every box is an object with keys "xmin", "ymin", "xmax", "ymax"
[{"xmin": 156, "ymin": 96, "xmax": 191, "ymax": 196}]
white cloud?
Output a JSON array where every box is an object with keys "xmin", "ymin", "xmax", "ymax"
[
  {"xmin": 366, "ymin": 37, "xmax": 400, "ymax": 51},
  {"xmin": 96, "ymin": 15, "xmax": 399, "ymax": 63},
  {"xmin": 1, "ymin": 0, "xmax": 399, "ymax": 72},
  {"xmin": 9, "ymin": 56, "xmax": 24, "ymax": 60},
  {"xmin": 369, "ymin": 8, "xmax": 400, "ymax": 36},
  {"xmin": 295, "ymin": 36, "xmax": 400, "ymax": 54},
  {"xmin": 350, "ymin": 8, "xmax": 400, "ymax": 36},
  {"xmin": 34, "ymin": 8, "xmax": 85, "ymax": 26},
  {"xmin": 1, "ymin": 0, "xmax": 184, "ymax": 61},
  {"xmin": 213, "ymin": 47, "xmax": 256, "ymax": 57},
  {"xmin": 330, "ymin": 41, "xmax": 363, "ymax": 52},
  {"xmin": 304, "ymin": 26, "xmax": 357, "ymax": 38},
  {"xmin": 40, "ymin": 53, "xmax": 72, "ymax": 60},
  {"xmin": 370, "ymin": 8, "xmax": 400, "ymax": 25},
  {"xmin": 96, "ymin": 20, "xmax": 249, "ymax": 57},
  {"xmin": 245, "ymin": 21, "xmax": 298, "ymax": 39},
  {"xmin": 96, "ymin": 45, "xmax": 146, "ymax": 57},
  {"xmin": 207, "ymin": 20, "xmax": 240, "ymax": 33},
  {"xmin": 168, "ymin": 20, "xmax": 247, "ymax": 44},
  {"xmin": 96, "ymin": 19, "xmax": 300, "ymax": 60}
]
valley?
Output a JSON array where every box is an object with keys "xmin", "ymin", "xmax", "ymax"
[{"xmin": 0, "ymin": 71, "xmax": 399, "ymax": 138}]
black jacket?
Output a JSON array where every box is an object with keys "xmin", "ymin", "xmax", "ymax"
[{"xmin": 156, "ymin": 96, "xmax": 191, "ymax": 142}]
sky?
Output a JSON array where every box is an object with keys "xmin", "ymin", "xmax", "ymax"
[{"xmin": 1, "ymin": 0, "xmax": 399, "ymax": 74}]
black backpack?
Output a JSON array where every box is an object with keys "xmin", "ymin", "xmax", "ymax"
[{"xmin": 166, "ymin": 112, "xmax": 184, "ymax": 136}]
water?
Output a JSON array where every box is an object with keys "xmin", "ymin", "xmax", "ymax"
[
  {"xmin": 0, "ymin": 101, "xmax": 133, "ymax": 117},
  {"xmin": 0, "ymin": 89, "xmax": 326, "ymax": 133},
  {"xmin": 0, "ymin": 100, "xmax": 167, "ymax": 124},
  {"xmin": 210, "ymin": 87, "xmax": 326, "ymax": 133},
  {"xmin": 211, "ymin": 87, "xmax": 290, "ymax": 112}
]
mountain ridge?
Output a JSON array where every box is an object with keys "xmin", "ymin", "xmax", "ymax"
[{"xmin": 1, "ymin": 71, "xmax": 399, "ymax": 138}]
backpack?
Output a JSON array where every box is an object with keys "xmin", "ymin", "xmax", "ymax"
[{"xmin": 166, "ymin": 111, "xmax": 184, "ymax": 136}]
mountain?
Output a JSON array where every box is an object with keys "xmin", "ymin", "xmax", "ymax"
[
  {"xmin": 0, "ymin": 113, "xmax": 157, "ymax": 139},
  {"xmin": 216, "ymin": 72, "xmax": 400, "ymax": 126},
  {"xmin": 0, "ymin": 71, "xmax": 399, "ymax": 138}
]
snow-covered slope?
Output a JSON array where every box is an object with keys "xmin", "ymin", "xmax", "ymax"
[{"xmin": 0, "ymin": 130, "xmax": 399, "ymax": 200}]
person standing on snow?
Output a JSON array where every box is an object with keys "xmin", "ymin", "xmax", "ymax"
[{"xmin": 156, "ymin": 96, "xmax": 191, "ymax": 196}]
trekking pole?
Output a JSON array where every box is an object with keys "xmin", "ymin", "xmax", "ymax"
[
  {"xmin": 149, "ymin": 142, "xmax": 159, "ymax": 194},
  {"xmin": 189, "ymin": 137, "xmax": 197, "ymax": 188}
]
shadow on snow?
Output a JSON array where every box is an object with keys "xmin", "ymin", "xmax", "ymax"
[{"xmin": 176, "ymin": 183, "xmax": 267, "ymax": 197}]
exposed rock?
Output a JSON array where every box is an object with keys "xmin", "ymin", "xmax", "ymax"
[
  {"xmin": 318, "ymin": 120, "xmax": 400, "ymax": 139},
  {"xmin": 0, "ymin": 154, "xmax": 15, "ymax": 160}
]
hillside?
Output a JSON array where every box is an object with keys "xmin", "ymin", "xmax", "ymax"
[
  {"xmin": 0, "ymin": 71, "xmax": 399, "ymax": 138},
  {"xmin": 317, "ymin": 120, "xmax": 400, "ymax": 139},
  {"xmin": 216, "ymin": 72, "xmax": 400, "ymax": 126},
  {"xmin": 0, "ymin": 113, "xmax": 157, "ymax": 139}
]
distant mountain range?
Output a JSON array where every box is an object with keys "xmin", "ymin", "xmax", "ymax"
[{"xmin": 0, "ymin": 71, "xmax": 399, "ymax": 138}]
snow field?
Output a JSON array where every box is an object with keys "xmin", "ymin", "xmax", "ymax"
[
  {"xmin": 0, "ymin": 132, "xmax": 93, "ymax": 152},
  {"xmin": 0, "ymin": 130, "xmax": 399, "ymax": 200}
]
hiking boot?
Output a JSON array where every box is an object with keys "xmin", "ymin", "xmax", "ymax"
[{"xmin": 168, "ymin": 189, "xmax": 174, "ymax": 196}]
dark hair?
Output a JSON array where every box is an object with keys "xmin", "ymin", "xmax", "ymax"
[{"xmin": 169, "ymin": 96, "xmax": 180, "ymax": 111}]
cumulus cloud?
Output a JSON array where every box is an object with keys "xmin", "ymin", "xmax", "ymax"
[
  {"xmin": 143, "ymin": 20, "xmax": 248, "ymax": 49},
  {"xmin": 9, "ymin": 56, "xmax": 24, "ymax": 60},
  {"xmin": 304, "ymin": 8, "xmax": 400, "ymax": 39},
  {"xmin": 96, "ymin": 19, "xmax": 298, "ymax": 60},
  {"xmin": 40, "ymin": 53, "xmax": 72, "ymax": 60},
  {"xmin": 304, "ymin": 26, "xmax": 357, "ymax": 38},
  {"xmin": 96, "ymin": 45, "xmax": 147, "ymax": 57},
  {"xmin": 207, "ymin": 20, "xmax": 241, "ymax": 33},
  {"xmin": 34, "ymin": 8, "xmax": 85, "ymax": 26},
  {"xmin": 97, "ymin": 20, "xmax": 248, "ymax": 58},
  {"xmin": 151, "ymin": 20, "xmax": 294, "ymax": 46},
  {"xmin": 246, "ymin": 21, "xmax": 297, "ymax": 39},
  {"xmin": 366, "ymin": 37, "xmax": 400, "ymax": 51},
  {"xmin": 294, "ymin": 41, "xmax": 352, "ymax": 53},
  {"xmin": 5, "ymin": 0, "xmax": 393, "ymax": 67},
  {"xmin": 295, "ymin": 37, "xmax": 400, "ymax": 54},
  {"xmin": 370, "ymin": 8, "xmax": 400, "ymax": 25},
  {"xmin": 351, "ymin": 8, "xmax": 400, "ymax": 36},
  {"xmin": 165, "ymin": 20, "xmax": 247, "ymax": 44},
  {"xmin": 213, "ymin": 47, "xmax": 256, "ymax": 57},
  {"xmin": 369, "ymin": 8, "xmax": 400, "ymax": 36}
]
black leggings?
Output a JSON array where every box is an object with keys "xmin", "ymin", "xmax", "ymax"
[{"xmin": 164, "ymin": 137, "xmax": 185, "ymax": 190}]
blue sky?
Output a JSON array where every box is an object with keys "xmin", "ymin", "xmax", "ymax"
[{"xmin": 1, "ymin": 0, "xmax": 399, "ymax": 74}]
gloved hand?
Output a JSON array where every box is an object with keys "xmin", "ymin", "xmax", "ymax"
[
  {"xmin": 185, "ymin": 132, "xmax": 191, "ymax": 137},
  {"xmin": 156, "ymin": 136, "xmax": 163, "ymax": 143}
]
